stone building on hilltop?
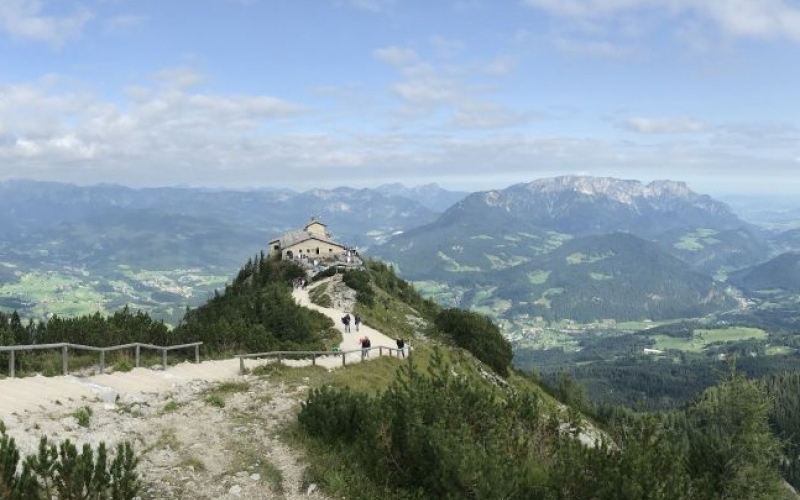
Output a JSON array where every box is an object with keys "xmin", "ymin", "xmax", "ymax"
[{"xmin": 269, "ymin": 219, "xmax": 358, "ymax": 268}]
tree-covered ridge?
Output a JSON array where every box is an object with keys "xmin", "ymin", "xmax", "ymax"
[
  {"xmin": 171, "ymin": 253, "xmax": 336, "ymax": 354},
  {"xmin": 728, "ymin": 251, "xmax": 800, "ymax": 292},
  {"xmin": 298, "ymin": 347, "xmax": 785, "ymax": 500}
]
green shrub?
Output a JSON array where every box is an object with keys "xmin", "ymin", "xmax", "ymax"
[
  {"xmin": 299, "ymin": 349, "xmax": 549, "ymax": 498},
  {"xmin": 161, "ymin": 400, "xmax": 184, "ymax": 414},
  {"xmin": 72, "ymin": 407, "xmax": 92, "ymax": 428},
  {"xmin": 204, "ymin": 394, "xmax": 225, "ymax": 408},
  {"xmin": 343, "ymin": 270, "xmax": 375, "ymax": 307},
  {"xmin": 0, "ymin": 421, "xmax": 140, "ymax": 499},
  {"xmin": 298, "ymin": 385, "xmax": 373, "ymax": 445},
  {"xmin": 112, "ymin": 359, "xmax": 134, "ymax": 373},
  {"xmin": 309, "ymin": 283, "xmax": 333, "ymax": 308}
]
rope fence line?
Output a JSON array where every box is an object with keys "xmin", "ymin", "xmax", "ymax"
[
  {"xmin": 1, "ymin": 341, "xmax": 411, "ymax": 379},
  {"xmin": 0, "ymin": 342, "xmax": 203, "ymax": 378},
  {"xmin": 237, "ymin": 344, "xmax": 411, "ymax": 374}
]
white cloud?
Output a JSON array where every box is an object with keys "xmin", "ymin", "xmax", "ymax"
[
  {"xmin": 150, "ymin": 67, "xmax": 207, "ymax": 90},
  {"xmin": 619, "ymin": 116, "xmax": 709, "ymax": 134},
  {"xmin": 482, "ymin": 56, "xmax": 516, "ymax": 75},
  {"xmin": 0, "ymin": 69, "xmax": 307, "ymax": 185},
  {"xmin": 451, "ymin": 103, "xmax": 535, "ymax": 129},
  {"xmin": 523, "ymin": 0, "xmax": 800, "ymax": 42},
  {"xmin": 553, "ymin": 37, "xmax": 638, "ymax": 57},
  {"xmin": 701, "ymin": 0, "xmax": 800, "ymax": 40},
  {"xmin": 103, "ymin": 14, "xmax": 146, "ymax": 34},
  {"xmin": 392, "ymin": 68, "xmax": 461, "ymax": 106},
  {"xmin": 373, "ymin": 46, "xmax": 419, "ymax": 66},
  {"xmin": 344, "ymin": 0, "xmax": 395, "ymax": 13},
  {"xmin": 430, "ymin": 35, "xmax": 464, "ymax": 58},
  {"xmin": 0, "ymin": 0, "xmax": 93, "ymax": 47},
  {"xmin": 374, "ymin": 45, "xmax": 533, "ymax": 130}
]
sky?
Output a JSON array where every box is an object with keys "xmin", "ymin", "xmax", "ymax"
[{"xmin": 0, "ymin": 0, "xmax": 799, "ymax": 197}]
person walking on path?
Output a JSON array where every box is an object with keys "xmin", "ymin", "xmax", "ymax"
[
  {"xmin": 360, "ymin": 336, "xmax": 371, "ymax": 360},
  {"xmin": 342, "ymin": 314, "xmax": 351, "ymax": 333},
  {"xmin": 354, "ymin": 315, "xmax": 361, "ymax": 332},
  {"xmin": 396, "ymin": 338, "xmax": 405, "ymax": 358}
]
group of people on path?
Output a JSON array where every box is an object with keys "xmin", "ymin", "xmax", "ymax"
[
  {"xmin": 341, "ymin": 312, "xmax": 407, "ymax": 360},
  {"xmin": 341, "ymin": 313, "xmax": 361, "ymax": 333}
]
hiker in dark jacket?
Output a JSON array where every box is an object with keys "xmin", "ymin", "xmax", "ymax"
[
  {"xmin": 396, "ymin": 338, "xmax": 405, "ymax": 358},
  {"xmin": 360, "ymin": 336, "xmax": 371, "ymax": 360},
  {"xmin": 342, "ymin": 314, "xmax": 351, "ymax": 333}
]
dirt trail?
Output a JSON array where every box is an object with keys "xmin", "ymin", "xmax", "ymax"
[
  {"xmin": 292, "ymin": 277, "xmax": 403, "ymax": 354},
  {"xmin": 0, "ymin": 276, "xmax": 398, "ymax": 420}
]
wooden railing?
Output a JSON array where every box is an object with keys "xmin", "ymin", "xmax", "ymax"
[
  {"xmin": 237, "ymin": 345, "xmax": 410, "ymax": 374},
  {"xmin": 0, "ymin": 342, "xmax": 203, "ymax": 378}
]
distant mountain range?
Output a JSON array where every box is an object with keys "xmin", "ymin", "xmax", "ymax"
[
  {"xmin": 0, "ymin": 180, "xmax": 442, "ymax": 322},
  {"xmin": 374, "ymin": 176, "xmax": 795, "ymax": 322},
  {"xmin": 374, "ymin": 182, "xmax": 468, "ymax": 212},
  {"xmin": 1, "ymin": 176, "xmax": 800, "ymax": 325}
]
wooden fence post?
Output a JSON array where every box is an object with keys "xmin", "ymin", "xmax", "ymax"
[
  {"xmin": 342, "ymin": 352, "xmax": 346, "ymax": 366},
  {"xmin": 9, "ymin": 349, "xmax": 15, "ymax": 378},
  {"xmin": 162, "ymin": 349, "xmax": 167, "ymax": 370},
  {"xmin": 239, "ymin": 357, "xmax": 245, "ymax": 375},
  {"xmin": 135, "ymin": 345, "xmax": 140, "ymax": 367},
  {"xmin": 312, "ymin": 354, "xmax": 316, "ymax": 366},
  {"xmin": 99, "ymin": 350, "xmax": 105, "ymax": 374},
  {"xmin": 195, "ymin": 344, "xmax": 200, "ymax": 363},
  {"xmin": 62, "ymin": 345, "xmax": 68, "ymax": 375}
]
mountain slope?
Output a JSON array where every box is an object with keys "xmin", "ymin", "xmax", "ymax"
[
  {"xmin": 492, "ymin": 232, "xmax": 736, "ymax": 322},
  {"xmin": 374, "ymin": 182, "xmax": 468, "ymax": 212},
  {"xmin": 378, "ymin": 175, "xmax": 766, "ymax": 277},
  {"xmin": 728, "ymin": 252, "xmax": 800, "ymax": 293},
  {"xmin": 375, "ymin": 175, "xmax": 763, "ymax": 322},
  {"xmin": 447, "ymin": 176, "xmax": 744, "ymax": 236}
]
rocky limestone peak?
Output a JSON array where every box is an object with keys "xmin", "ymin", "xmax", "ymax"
[
  {"xmin": 645, "ymin": 180, "xmax": 693, "ymax": 198},
  {"xmin": 519, "ymin": 176, "xmax": 697, "ymax": 204},
  {"xmin": 482, "ymin": 190, "xmax": 506, "ymax": 207}
]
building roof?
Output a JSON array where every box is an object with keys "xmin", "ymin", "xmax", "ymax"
[{"xmin": 271, "ymin": 227, "xmax": 344, "ymax": 249}]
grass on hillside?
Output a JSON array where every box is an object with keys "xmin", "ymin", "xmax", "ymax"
[
  {"xmin": 308, "ymin": 282, "xmax": 332, "ymax": 308},
  {"xmin": 353, "ymin": 286, "xmax": 431, "ymax": 344},
  {"xmin": 651, "ymin": 327, "xmax": 767, "ymax": 352},
  {"xmin": 673, "ymin": 228, "xmax": 720, "ymax": 251}
]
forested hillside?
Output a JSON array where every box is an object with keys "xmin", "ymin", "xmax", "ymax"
[{"xmin": 728, "ymin": 252, "xmax": 800, "ymax": 292}]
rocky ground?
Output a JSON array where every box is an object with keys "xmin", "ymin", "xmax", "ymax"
[{"xmin": 5, "ymin": 371, "xmax": 332, "ymax": 500}]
